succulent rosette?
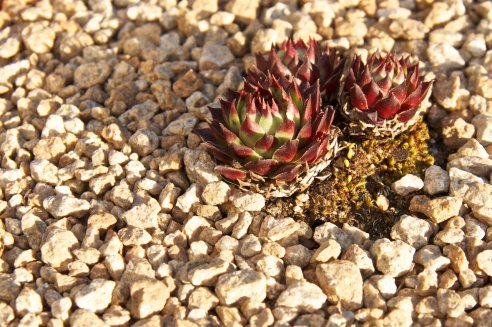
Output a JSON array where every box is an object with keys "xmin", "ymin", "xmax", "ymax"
[
  {"xmin": 196, "ymin": 72, "xmax": 339, "ymax": 198},
  {"xmin": 255, "ymin": 38, "xmax": 345, "ymax": 100},
  {"xmin": 342, "ymin": 51, "xmax": 433, "ymax": 137}
]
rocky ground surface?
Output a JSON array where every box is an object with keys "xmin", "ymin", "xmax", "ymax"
[{"xmin": 0, "ymin": 0, "xmax": 492, "ymax": 326}]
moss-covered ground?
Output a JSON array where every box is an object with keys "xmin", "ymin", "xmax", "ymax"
[{"xmin": 267, "ymin": 120, "xmax": 437, "ymax": 239}]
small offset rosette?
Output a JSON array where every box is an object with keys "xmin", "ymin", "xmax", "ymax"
[{"xmin": 341, "ymin": 51, "xmax": 433, "ymax": 137}]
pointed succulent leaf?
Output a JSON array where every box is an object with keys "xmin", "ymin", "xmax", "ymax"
[
  {"xmin": 254, "ymin": 134, "xmax": 276, "ymax": 157},
  {"xmin": 296, "ymin": 139, "xmax": 321, "ymax": 163},
  {"xmin": 401, "ymin": 81, "xmax": 431, "ymax": 111},
  {"xmin": 345, "ymin": 69, "xmax": 356, "ymax": 91},
  {"xmin": 374, "ymin": 94, "xmax": 400, "ymax": 119},
  {"xmin": 255, "ymin": 53, "xmax": 270, "ymax": 72},
  {"xmin": 195, "ymin": 127, "xmax": 215, "ymax": 144},
  {"xmin": 272, "ymin": 164, "xmax": 305, "ymax": 182},
  {"xmin": 377, "ymin": 74, "xmax": 392, "ymax": 94},
  {"xmin": 285, "ymin": 97, "xmax": 301, "ymax": 128},
  {"xmin": 350, "ymin": 84, "xmax": 368, "ymax": 111},
  {"xmin": 362, "ymin": 81, "xmax": 380, "ymax": 107},
  {"xmin": 407, "ymin": 65, "xmax": 419, "ymax": 91},
  {"xmin": 257, "ymin": 105, "xmax": 273, "ymax": 133},
  {"xmin": 397, "ymin": 107, "xmax": 418, "ymax": 123},
  {"xmin": 210, "ymin": 105, "xmax": 225, "ymax": 123},
  {"xmin": 215, "ymin": 166, "xmax": 247, "ymax": 180},
  {"xmin": 230, "ymin": 143, "xmax": 261, "ymax": 160},
  {"xmin": 202, "ymin": 143, "xmax": 235, "ymax": 164},
  {"xmin": 217, "ymin": 122, "xmax": 241, "ymax": 145},
  {"xmin": 239, "ymin": 116, "xmax": 265, "ymax": 147},
  {"xmin": 275, "ymin": 119, "xmax": 296, "ymax": 142},
  {"xmin": 272, "ymin": 139, "xmax": 299, "ymax": 163},
  {"xmin": 297, "ymin": 60, "xmax": 313, "ymax": 82},
  {"xmin": 314, "ymin": 135, "xmax": 330, "ymax": 162},
  {"xmin": 359, "ymin": 68, "xmax": 372, "ymax": 87},
  {"xmin": 312, "ymin": 108, "xmax": 331, "ymax": 137},
  {"xmin": 296, "ymin": 122, "xmax": 312, "ymax": 145},
  {"xmin": 244, "ymin": 159, "xmax": 278, "ymax": 176},
  {"xmin": 290, "ymin": 82, "xmax": 303, "ymax": 110},
  {"xmin": 390, "ymin": 83, "xmax": 407, "ymax": 103}
]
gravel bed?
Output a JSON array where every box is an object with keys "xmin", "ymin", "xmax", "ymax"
[{"xmin": 0, "ymin": 0, "xmax": 492, "ymax": 326}]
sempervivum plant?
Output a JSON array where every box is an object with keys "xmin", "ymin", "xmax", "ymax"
[
  {"xmin": 342, "ymin": 51, "xmax": 433, "ymax": 137},
  {"xmin": 255, "ymin": 38, "xmax": 345, "ymax": 100},
  {"xmin": 196, "ymin": 72, "xmax": 339, "ymax": 198}
]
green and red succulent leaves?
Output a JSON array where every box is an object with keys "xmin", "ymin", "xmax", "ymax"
[
  {"xmin": 344, "ymin": 51, "xmax": 432, "ymax": 125},
  {"xmin": 196, "ymin": 71, "xmax": 337, "ymax": 184},
  {"xmin": 255, "ymin": 38, "xmax": 345, "ymax": 100}
]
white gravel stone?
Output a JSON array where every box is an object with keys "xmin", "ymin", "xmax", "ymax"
[
  {"xmin": 370, "ymin": 239, "xmax": 415, "ymax": 277},
  {"xmin": 121, "ymin": 198, "xmax": 160, "ymax": 229},
  {"xmin": 461, "ymin": 182, "xmax": 492, "ymax": 224},
  {"xmin": 70, "ymin": 309, "xmax": 107, "ymax": 326},
  {"xmin": 447, "ymin": 156, "xmax": 492, "ymax": 178},
  {"xmin": 215, "ymin": 270, "xmax": 267, "ymax": 305},
  {"xmin": 0, "ymin": 36, "xmax": 21, "ymax": 59},
  {"xmin": 41, "ymin": 114, "xmax": 66, "ymax": 138},
  {"xmin": 276, "ymin": 281, "xmax": 327, "ymax": 312},
  {"xmin": 128, "ymin": 129, "xmax": 159, "ymax": 156},
  {"xmin": 183, "ymin": 148, "xmax": 221, "ymax": 185},
  {"xmin": 230, "ymin": 192, "xmax": 265, "ymax": 211},
  {"xmin": 129, "ymin": 278, "xmax": 170, "ymax": 319},
  {"xmin": 176, "ymin": 184, "xmax": 202, "ymax": 213},
  {"xmin": 423, "ymin": 165, "xmax": 449, "ymax": 195},
  {"xmin": 316, "ymin": 260, "xmax": 363, "ymax": 310},
  {"xmin": 390, "ymin": 215, "xmax": 433, "ymax": 249},
  {"xmin": 43, "ymin": 195, "xmax": 91, "ymax": 219},
  {"xmin": 472, "ymin": 114, "xmax": 492, "ymax": 146},
  {"xmin": 41, "ymin": 227, "xmax": 79, "ymax": 271},
  {"xmin": 202, "ymin": 181, "xmax": 231, "ymax": 205},
  {"xmin": 199, "ymin": 43, "xmax": 235, "ymax": 70},
  {"xmin": 449, "ymin": 167, "xmax": 485, "ymax": 198},
  {"xmin": 477, "ymin": 250, "xmax": 492, "ymax": 276},
  {"xmin": 74, "ymin": 279, "xmax": 116, "ymax": 313},
  {"xmin": 437, "ymin": 289, "xmax": 465, "ymax": 318},
  {"xmin": 164, "ymin": 113, "xmax": 198, "ymax": 135},
  {"xmin": 427, "ymin": 43, "xmax": 465, "ymax": 70},
  {"xmin": 239, "ymin": 234, "xmax": 262, "ymax": 257},
  {"xmin": 313, "ymin": 222, "xmax": 352, "ymax": 251},
  {"xmin": 232, "ymin": 212, "xmax": 253, "ymax": 239},
  {"xmin": 452, "ymin": 138, "xmax": 490, "ymax": 160},
  {"xmin": 51, "ymin": 297, "xmax": 72, "ymax": 321},
  {"xmin": 22, "ymin": 22, "xmax": 56, "ymax": 53},
  {"xmin": 158, "ymin": 183, "xmax": 180, "ymax": 213},
  {"xmin": 74, "ymin": 62, "xmax": 112, "ymax": 89},
  {"xmin": 311, "ymin": 239, "xmax": 341, "ymax": 263},
  {"xmin": 30, "ymin": 159, "xmax": 59, "ymax": 185},
  {"xmin": 267, "ymin": 217, "xmax": 299, "ymax": 242},
  {"xmin": 479, "ymin": 286, "xmax": 492, "ymax": 308},
  {"xmin": 391, "ymin": 174, "xmax": 424, "ymax": 196},
  {"xmin": 341, "ymin": 244, "xmax": 375, "ymax": 277},
  {"xmin": 15, "ymin": 287, "xmax": 43, "ymax": 316},
  {"xmin": 188, "ymin": 258, "xmax": 233, "ymax": 286},
  {"xmin": 409, "ymin": 195, "xmax": 463, "ymax": 224},
  {"xmin": 415, "ymin": 245, "xmax": 451, "ymax": 271}
]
